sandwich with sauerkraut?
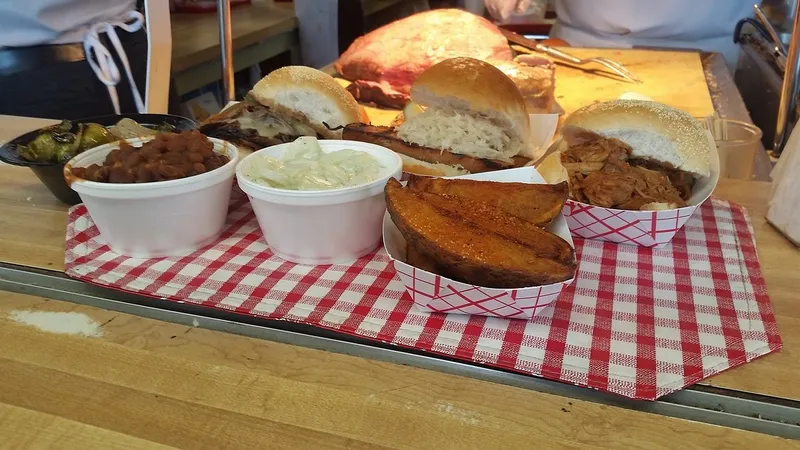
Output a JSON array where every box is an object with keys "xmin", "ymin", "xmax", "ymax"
[{"xmin": 342, "ymin": 57, "xmax": 533, "ymax": 176}]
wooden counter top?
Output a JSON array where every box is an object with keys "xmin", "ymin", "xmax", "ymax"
[
  {"xmin": 2, "ymin": 291, "xmax": 797, "ymax": 449},
  {"xmin": 552, "ymin": 48, "xmax": 715, "ymax": 117},
  {"xmin": 171, "ymin": 1, "xmax": 298, "ymax": 74},
  {"xmin": 0, "ymin": 46, "xmax": 794, "ymax": 409},
  {"xmin": 0, "ymin": 155, "xmax": 798, "ymax": 402},
  {"xmin": 0, "ymin": 164, "xmax": 67, "ymax": 271}
]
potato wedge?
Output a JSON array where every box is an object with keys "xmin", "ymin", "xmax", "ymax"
[
  {"xmin": 407, "ymin": 175, "xmax": 568, "ymax": 227},
  {"xmin": 386, "ymin": 179, "xmax": 576, "ymax": 288}
]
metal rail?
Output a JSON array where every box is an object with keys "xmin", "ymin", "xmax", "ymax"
[
  {"xmin": 217, "ymin": 0, "xmax": 235, "ymax": 103},
  {"xmin": 1, "ymin": 262, "xmax": 798, "ymax": 440},
  {"xmin": 773, "ymin": 0, "xmax": 800, "ymax": 154}
]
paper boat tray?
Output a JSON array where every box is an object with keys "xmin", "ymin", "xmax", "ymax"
[
  {"xmin": 560, "ymin": 133, "xmax": 721, "ymax": 247},
  {"xmin": 382, "ymin": 167, "xmax": 576, "ymax": 320}
]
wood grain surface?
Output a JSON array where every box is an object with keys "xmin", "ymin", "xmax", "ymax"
[
  {"xmin": 0, "ymin": 53, "xmax": 793, "ymax": 409},
  {"xmin": 171, "ymin": 1, "xmax": 298, "ymax": 74},
  {"xmin": 551, "ymin": 48, "xmax": 715, "ymax": 117},
  {"xmin": 334, "ymin": 49, "xmax": 715, "ymax": 127},
  {"xmin": 0, "ymin": 159, "xmax": 797, "ymax": 402},
  {"xmin": 0, "ymin": 165, "xmax": 68, "ymax": 271},
  {"xmin": 1, "ymin": 291, "xmax": 798, "ymax": 449}
]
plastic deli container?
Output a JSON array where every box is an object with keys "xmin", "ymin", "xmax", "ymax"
[
  {"xmin": 560, "ymin": 133, "xmax": 720, "ymax": 247},
  {"xmin": 237, "ymin": 140, "xmax": 403, "ymax": 265},
  {"xmin": 64, "ymin": 137, "xmax": 239, "ymax": 258},
  {"xmin": 383, "ymin": 167, "xmax": 576, "ymax": 320}
]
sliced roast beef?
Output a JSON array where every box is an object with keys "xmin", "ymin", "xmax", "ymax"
[{"xmin": 335, "ymin": 9, "xmax": 514, "ymax": 109}]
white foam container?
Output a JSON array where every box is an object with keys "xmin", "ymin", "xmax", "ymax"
[
  {"xmin": 237, "ymin": 140, "xmax": 403, "ymax": 265},
  {"xmin": 383, "ymin": 166, "xmax": 576, "ymax": 320},
  {"xmin": 64, "ymin": 136, "xmax": 239, "ymax": 258}
]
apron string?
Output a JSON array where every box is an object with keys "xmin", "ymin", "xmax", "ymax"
[{"xmin": 83, "ymin": 11, "xmax": 146, "ymax": 115}]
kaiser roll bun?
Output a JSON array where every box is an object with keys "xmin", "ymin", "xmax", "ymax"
[
  {"xmin": 249, "ymin": 66, "xmax": 361, "ymax": 138},
  {"xmin": 409, "ymin": 57, "xmax": 531, "ymax": 151}
]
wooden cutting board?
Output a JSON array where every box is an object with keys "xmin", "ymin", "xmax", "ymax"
[
  {"xmin": 333, "ymin": 48, "xmax": 715, "ymax": 126},
  {"xmin": 551, "ymin": 48, "xmax": 714, "ymax": 117}
]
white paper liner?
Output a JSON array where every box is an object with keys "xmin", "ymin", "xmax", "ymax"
[
  {"xmin": 383, "ymin": 166, "xmax": 576, "ymax": 319},
  {"xmin": 526, "ymin": 113, "xmax": 560, "ymax": 161}
]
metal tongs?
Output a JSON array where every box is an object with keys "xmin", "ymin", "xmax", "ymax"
[
  {"xmin": 733, "ymin": 4, "xmax": 788, "ymax": 73},
  {"xmin": 753, "ymin": 3, "xmax": 787, "ymax": 58},
  {"xmin": 501, "ymin": 29, "xmax": 642, "ymax": 84}
]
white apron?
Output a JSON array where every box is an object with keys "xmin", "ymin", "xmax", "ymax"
[{"xmin": 549, "ymin": 0, "xmax": 754, "ymax": 71}]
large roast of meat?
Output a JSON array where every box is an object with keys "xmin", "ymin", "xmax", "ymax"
[{"xmin": 335, "ymin": 9, "xmax": 556, "ymax": 112}]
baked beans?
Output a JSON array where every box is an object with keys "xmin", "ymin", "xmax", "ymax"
[{"xmin": 71, "ymin": 130, "xmax": 230, "ymax": 183}]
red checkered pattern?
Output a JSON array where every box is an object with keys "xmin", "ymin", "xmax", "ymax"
[
  {"xmin": 64, "ymin": 193, "xmax": 782, "ymax": 400},
  {"xmin": 385, "ymin": 214, "xmax": 574, "ymax": 320},
  {"xmin": 393, "ymin": 262, "xmax": 572, "ymax": 319},
  {"xmin": 564, "ymin": 199, "xmax": 700, "ymax": 247}
]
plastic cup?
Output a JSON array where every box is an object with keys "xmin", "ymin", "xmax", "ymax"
[{"xmin": 700, "ymin": 118, "xmax": 763, "ymax": 180}]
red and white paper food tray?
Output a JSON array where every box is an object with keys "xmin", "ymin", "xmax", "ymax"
[
  {"xmin": 384, "ymin": 167, "xmax": 575, "ymax": 320},
  {"xmin": 64, "ymin": 193, "xmax": 781, "ymax": 401},
  {"xmin": 562, "ymin": 133, "xmax": 721, "ymax": 247}
]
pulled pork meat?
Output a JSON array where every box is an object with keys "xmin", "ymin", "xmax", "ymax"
[
  {"xmin": 629, "ymin": 157, "xmax": 694, "ymax": 201},
  {"xmin": 561, "ymin": 127, "xmax": 692, "ymax": 210}
]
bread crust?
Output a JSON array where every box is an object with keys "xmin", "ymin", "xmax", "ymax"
[
  {"xmin": 249, "ymin": 66, "xmax": 361, "ymax": 138},
  {"xmin": 491, "ymin": 59, "xmax": 555, "ymax": 114}
]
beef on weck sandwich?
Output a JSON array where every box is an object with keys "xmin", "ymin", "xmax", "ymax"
[
  {"xmin": 199, "ymin": 66, "xmax": 362, "ymax": 152},
  {"xmin": 538, "ymin": 100, "xmax": 713, "ymax": 211},
  {"xmin": 343, "ymin": 57, "xmax": 533, "ymax": 176}
]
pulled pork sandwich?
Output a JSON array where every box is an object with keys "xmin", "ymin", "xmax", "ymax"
[
  {"xmin": 538, "ymin": 100, "xmax": 712, "ymax": 211},
  {"xmin": 343, "ymin": 57, "xmax": 533, "ymax": 176},
  {"xmin": 199, "ymin": 66, "xmax": 362, "ymax": 152}
]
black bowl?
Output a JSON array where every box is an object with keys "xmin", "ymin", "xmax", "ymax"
[{"xmin": 0, "ymin": 114, "xmax": 197, "ymax": 205}]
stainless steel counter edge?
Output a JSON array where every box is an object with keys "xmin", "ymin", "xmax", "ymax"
[{"xmin": 1, "ymin": 263, "xmax": 799, "ymax": 440}]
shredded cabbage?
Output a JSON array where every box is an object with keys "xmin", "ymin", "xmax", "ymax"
[
  {"xmin": 397, "ymin": 106, "xmax": 519, "ymax": 161},
  {"xmin": 243, "ymin": 137, "xmax": 385, "ymax": 190}
]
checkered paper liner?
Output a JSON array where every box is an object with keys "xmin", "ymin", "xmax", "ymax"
[
  {"xmin": 386, "ymin": 166, "xmax": 577, "ymax": 320},
  {"xmin": 64, "ymin": 194, "xmax": 782, "ymax": 400},
  {"xmin": 555, "ymin": 130, "xmax": 721, "ymax": 248},
  {"xmin": 563, "ymin": 200, "xmax": 701, "ymax": 247},
  {"xmin": 392, "ymin": 260, "xmax": 572, "ymax": 319}
]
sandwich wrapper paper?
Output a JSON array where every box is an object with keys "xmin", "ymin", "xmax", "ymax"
[
  {"xmin": 526, "ymin": 113, "xmax": 560, "ymax": 161},
  {"xmin": 560, "ymin": 93, "xmax": 721, "ymax": 247},
  {"xmin": 383, "ymin": 166, "xmax": 575, "ymax": 319}
]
